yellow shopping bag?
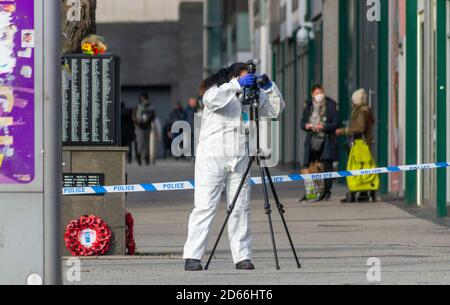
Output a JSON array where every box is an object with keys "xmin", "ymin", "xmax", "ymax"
[{"xmin": 346, "ymin": 139, "xmax": 380, "ymax": 192}]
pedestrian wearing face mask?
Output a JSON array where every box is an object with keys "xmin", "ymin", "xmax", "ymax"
[{"xmin": 300, "ymin": 84, "xmax": 340, "ymax": 202}]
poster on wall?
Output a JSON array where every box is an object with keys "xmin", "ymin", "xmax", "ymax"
[{"xmin": 0, "ymin": 0, "xmax": 35, "ymax": 184}]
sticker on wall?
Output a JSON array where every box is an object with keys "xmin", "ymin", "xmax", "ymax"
[
  {"xmin": 0, "ymin": 0, "xmax": 35, "ymax": 184},
  {"xmin": 0, "ymin": 117, "xmax": 13, "ymax": 127},
  {"xmin": 21, "ymin": 29, "xmax": 34, "ymax": 48},
  {"xmin": 17, "ymin": 47, "xmax": 31, "ymax": 58},
  {"xmin": 20, "ymin": 65, "xmax": 32, "ymax": 78},
  {"xmin": 0, "ymin": 24, "xmax": 17, "ymax": 74},
  {"xmin": 0, "ymin": 4, "xmax": 16, "ymax": 14},
  {"xmin": 0, "ymin": 86, "xmax": 14, "ymax": 112}
]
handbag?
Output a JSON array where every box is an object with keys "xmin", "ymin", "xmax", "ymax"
[
  {"xmin": 310, "ymin": 134, "xmax": 325, "ymax": 152},
  {"xmin": 346, "ymin": 139, "xmax": 380, "ymax": 192}
]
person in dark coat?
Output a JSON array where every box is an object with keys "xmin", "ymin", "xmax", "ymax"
[
  {"xmin": 183, "ymin": 97, "xmax": 199, "ymax": 158},
  {"xmin": 300, "ymin": 84, "xmax": 340, "ymax": 201},
  {"xmin": 170, "ymin": 102, "xmax": 185, "ymax": 123},
  {"xmin": 132, "ymin": 94, "xmax": 156, "ymax": 166},
  {"xmin": 121, "ymin": 102, "xmax": 135, "ymax": 163},
  {"xmin": 162, "ymin": 102, "xmax": 185, "ymax": 159}
]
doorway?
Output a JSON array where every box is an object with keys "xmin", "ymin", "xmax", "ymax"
[
  {"xmin": 417, "ymin": 0, "xmax": 437, "ymax": 205},
  {"xmin": 296, "ymin": 46, "xmax": 309, "ymax": 167},
  {"xmin": 358, "ymin": 1, "xmax": 379, "ymax": 160}
]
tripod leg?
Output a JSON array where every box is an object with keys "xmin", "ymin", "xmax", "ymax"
[
  {"xmin": 264, "ymin": 166, "xmax": 302, "ymax": 269},
  {"xmin": 204, "ymin": 156, "xmax": 255, "ymax": 271},
  {"xmin": 259, "ymin": 163, "xmax": 280, "ymax": 270}
]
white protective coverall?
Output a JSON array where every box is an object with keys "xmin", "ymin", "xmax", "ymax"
[{"xmin": 183, "ymin": 78, "xmax": 285, "ymax": 263}]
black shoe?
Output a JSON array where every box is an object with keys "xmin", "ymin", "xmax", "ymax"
[
  {"xmin": 318, "ymin": 192, "xmax": 332, "ymax": 202},
  {"xmin": 370, "ymin": 191, "xmax": 378, "ymax": 202},
  {"xmin": 136, "ymin": 156, "xmax": 142, "ymax": 166},
  {"xmin": 236, "ymin": 260, "xmax": 255, "ymax": 270},
  {"xmin": 341, "ymin": 192, "xmax": 356, "ymax": 204},
  {"xmin": 298, "ymin": 194, "xmax": 307, "ymax": 203},
  {"xmin": 184, "ymin": 259, "xmax": 203, "ymax": 271}
]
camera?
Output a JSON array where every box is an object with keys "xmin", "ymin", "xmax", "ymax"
[
  {"xmin": 247, "ymin": 59, "xmax": 259, "ymax": 74},
  {"xmin": 242, "ymin": 59, "xmax": 265, "ymax": 106}
]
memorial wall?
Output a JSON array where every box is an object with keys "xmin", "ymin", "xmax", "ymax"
[{"xmin": 62, "ymin": 54, "xmax": 120, "ymax": 146}]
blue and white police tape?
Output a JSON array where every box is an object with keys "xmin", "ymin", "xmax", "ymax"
[{"xmin": 62, "ymin": 162, "xmax": 450, "ymax": 196}]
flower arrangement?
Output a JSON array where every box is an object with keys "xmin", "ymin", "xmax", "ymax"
[
  {"xmin": 81, "ymin": 35, "xmax": 108, "ymax": 56},
  {"xmin": 64, "ymin": 215, "xmax": 112, "ymax": 256}
]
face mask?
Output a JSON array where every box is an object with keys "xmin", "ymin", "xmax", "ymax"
[{"xmin": 314, "ymin": 94, "xmax": 325, "ymax": 104}]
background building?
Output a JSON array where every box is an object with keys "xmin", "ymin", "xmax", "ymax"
[
  {"xmin": 96, "ymin": 0, "xmax": 204, "ymax": 126},
  {"xmin": 97, "ymin": 0, "xmax": 201, "ymax": 23},
  {"xmin": 205, "ymin": 0, "xmax": 450, "ymax": 217},
  {"xmin": 403, "ymin": 0, "xmax": 449, "ymax": 217},
  {"xmin": 248, "ymin": 0, "xmax": 339, "ymax": 169},
  {"xmin": 93, "ymin": 0, "xmax": 449, "ymax": 217},
  {"xmin": 203, "ymin": 0, "xmax": 252, "ymax": 75}
]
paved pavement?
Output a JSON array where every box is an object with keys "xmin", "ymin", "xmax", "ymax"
[{"xmin": 63, "ymin": 160, "xmax": 450, "ymax": 285}]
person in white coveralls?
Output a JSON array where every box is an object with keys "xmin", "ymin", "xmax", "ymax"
[{"xmin": 183, "ymin": 62, "xmax": 285, "ymax": 271}]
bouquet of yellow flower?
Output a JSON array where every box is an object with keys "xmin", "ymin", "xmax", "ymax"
[{"xmin": 81, "ymin": 35, "xmax": 108, "ymax": 56}]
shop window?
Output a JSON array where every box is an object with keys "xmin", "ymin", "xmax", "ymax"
[{"xmin": 292, "ymin": 0, "xmax": 299, "ymax": 12}]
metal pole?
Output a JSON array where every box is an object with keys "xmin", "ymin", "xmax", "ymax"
[
  {"xmin": 43, "ymin": 0, "xmax": 62, "ymax": 285},
  {"xmin": 405, "ymin": 0, "xmax": 418, "ymax": 205},
  {"xmin": 436, "ymin": 0, "xmax": 448, "ymax": 218},
  {"xmin": 263, "ymin": 166, "xmax": 301, "ymax": 269}
]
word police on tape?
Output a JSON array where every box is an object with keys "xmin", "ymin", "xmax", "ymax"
[{"xmin": 62, "ymin": 162, "xmax": 450, "ymax": 196}]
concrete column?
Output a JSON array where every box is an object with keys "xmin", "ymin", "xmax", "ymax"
[{"xmin": 321, "ymin": 0, "xmax": 339, "ymax": 101}]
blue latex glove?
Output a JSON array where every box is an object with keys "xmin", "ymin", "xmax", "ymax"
[
  {"xmin": 257, "ymin": 74, "xmax": 273, "ymax": 90},
  {"xmin": 238, "ymin": 74, "xmax": 257, "ymax": 88}
]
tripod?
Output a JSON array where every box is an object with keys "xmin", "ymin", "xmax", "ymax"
[{"xmin": 204, "ymin": 80, "xmax": 301, "ymax": 271}]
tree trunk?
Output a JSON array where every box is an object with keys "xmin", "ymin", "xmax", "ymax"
[{"xmin": 61, "ymin": 0, "xmax": 97, "ymax": 54}]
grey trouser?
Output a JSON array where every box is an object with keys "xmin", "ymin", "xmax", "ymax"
[{"xmin": 135, "ymin": 127, "xmax": 151, "ymax": 158}]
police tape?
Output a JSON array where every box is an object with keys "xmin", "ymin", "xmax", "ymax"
[{"xmin": 62, "ymin": 162, "xmax": 450, "ymax": 196}]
